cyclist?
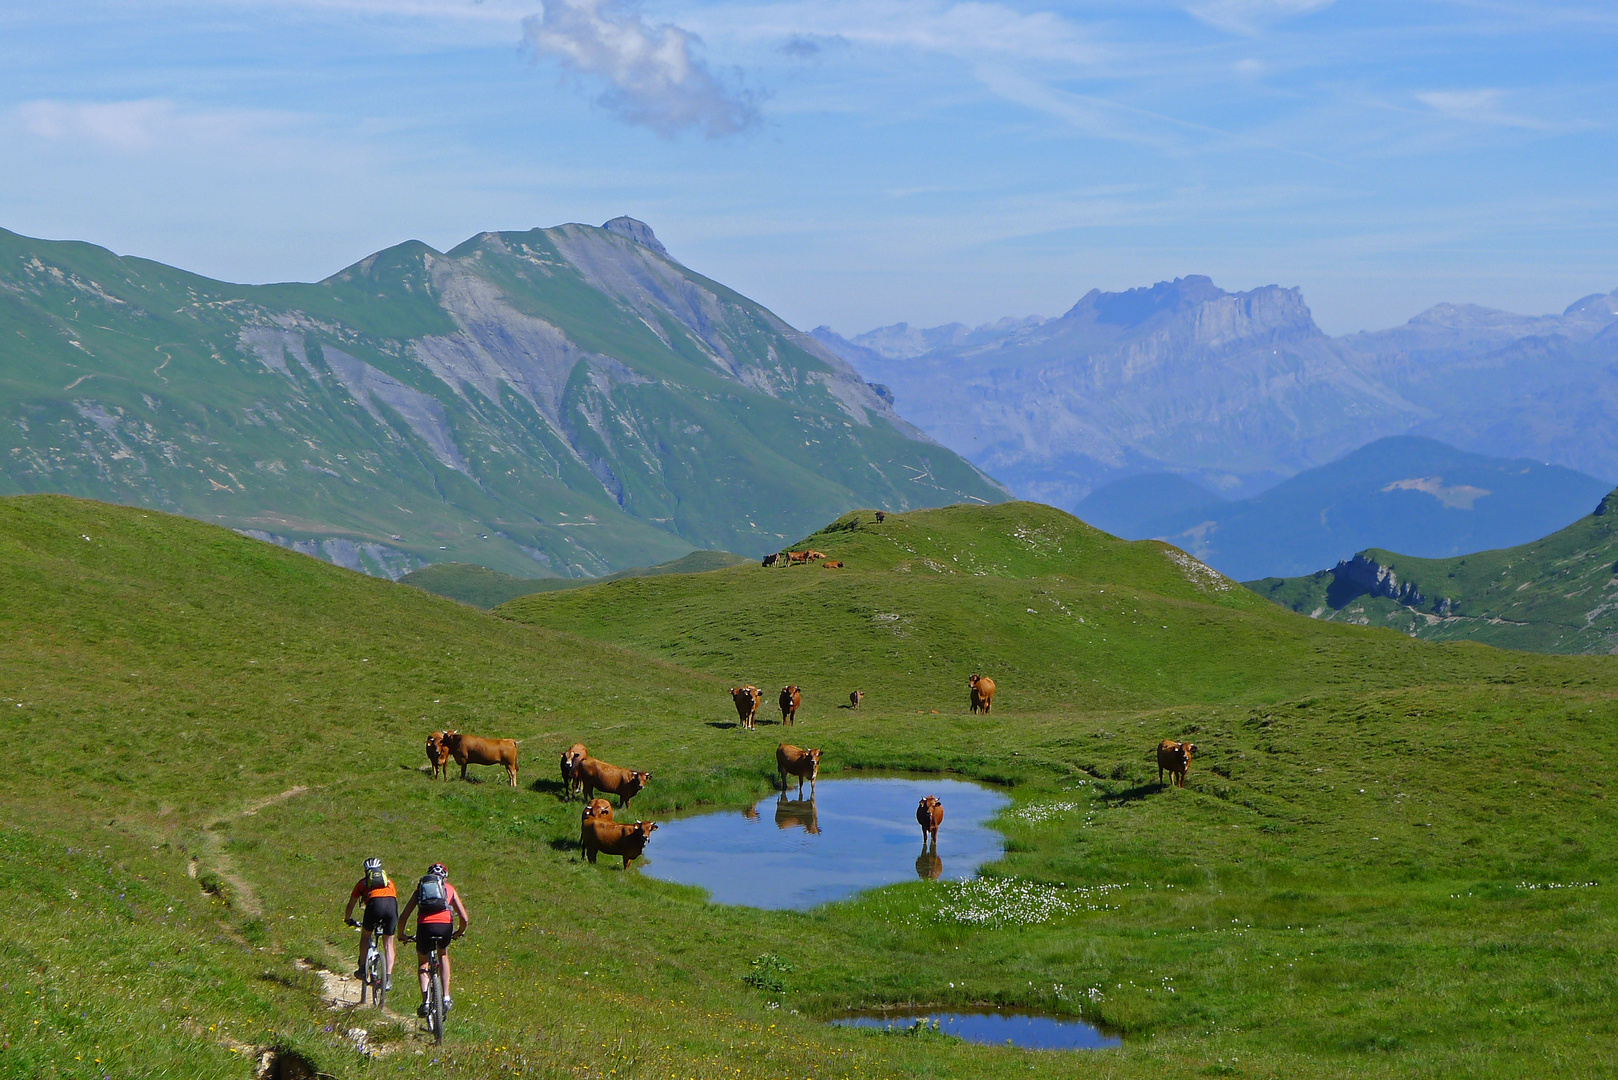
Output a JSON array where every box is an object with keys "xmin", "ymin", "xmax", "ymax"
[
  {"xmin": 397, "ymin": 862, "xmax": 470, "ymax": 1017},
  {"xmin": 342, "ymin": 857, "xmax": 397, "ymax": 991}
]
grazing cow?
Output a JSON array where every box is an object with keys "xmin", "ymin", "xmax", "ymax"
[
  {"xmin": 849, "ymin": 689, "xmax": 864, "ymax": 709},
  {"xmin": 425, "ymin": 731, "xmax": 450, "ymax": 780},
  {"xmin": 761, "ymin": 553, "xmax": 780, "ymax": 568},
  {"xmin": 916, "ymin": 795, "xmax": 944, "ymax": 845},
  {"xmin": 442, "ymin": 730, "xmax": 519, "ymax": 787},
  {"xmin": 776, "ymin": 743, "xmax": 822, "ymax": 797},
  {"xmin": 786, "ymin": 550, "xmax": 811, "ymax": 565},
  {"xmin": 779, "ymin": 685, "xmax": 801, "ymax": 726},
  {"xmin": 560, "ymin": 742, "xmax": 588, "ymax": 799},
  {"xmin": 575, "ymin": 757, "xmax": 652, "ymax": 809},
  {"xmin": 821, "ymin": 561, "xmax": 844, "ymax": 569},
  {"xmin": 1157, "ymin": 739, "xmax": 1198, "ymax": 788},
  {"xmin": 581, "ymin": 818, "xmax": 658, "ymax": 869},
  {"xmin": 730, "ymin": 685, "xmax": 763, "ymax": 730},
  {"xmin": 804, "ymin": 550, "xmax": 827, "ymax": 561},
  {"xmin": 875, "ymin": 511, "xmax": 886, "ymax": 524},
  {"xmin": 968, "ymin": 674, "xmax": 996, "ymax": 715},
  {"xmin": 774, "ymin": 795, "xmax": 820, "ymax": 834},
  {"xmin": 914, "ymin": 850, "xmax": 942, "ymax": 880}
]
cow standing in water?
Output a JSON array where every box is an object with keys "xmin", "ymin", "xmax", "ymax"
[
  {"xmin": 968, "ymin": 674, "xmax": 996, "ymax": 714},
  {"xmin": 778, "ymin": 685, "xmax": 801, "ymax": 726},
  {"xmin": 916, "ymin": 795, "xmax": 944, "ymax": 846},
  {"xmin": 776, "ymin": 743, "xmax": 822, "ymax": 797}
]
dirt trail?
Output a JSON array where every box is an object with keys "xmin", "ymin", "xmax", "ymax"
[{"xmin": 194, "ymin": 785, "xmax": 316, "ymax": 916}]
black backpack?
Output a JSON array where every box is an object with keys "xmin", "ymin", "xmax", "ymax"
[{"xmin": 417, "ymin": 875, "xmax": 448, "ymax": 914}]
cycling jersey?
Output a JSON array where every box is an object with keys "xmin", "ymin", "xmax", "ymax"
[
  {"xmin": 418, "ymin": 882, "xmax": 458, "ymax": 925},
  {"xmin": 350, "ymin": 876, "xmax": 398, "ymax": 902}
]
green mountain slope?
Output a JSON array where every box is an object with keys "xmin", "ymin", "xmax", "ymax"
[
  {"xmin": 1248, "ymin": 488, "xmax": 1618, "ymax": 653},
  {"xmin": 0, "ymin": 219, "xmax": 1004, "ymax": 580},
  {"xmin": 401, "ymin": 548, "xmax": 751, "ymax": 608},
  {"xmin": 6, "ymin": 494, "xmax": 1618, "ymax": 1079}
]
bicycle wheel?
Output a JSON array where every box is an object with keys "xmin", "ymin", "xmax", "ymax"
[
  {"xmin": 428, "ymin": 965, "xmax": 444, "ymax": 1044},
  {"xmin": 370, "ymin": 950, "xmax": 385, "ymax": 1011}
]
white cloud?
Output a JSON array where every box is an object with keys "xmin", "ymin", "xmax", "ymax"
[
  {"xmin": 17, "ymin": 99, "xmax": 179, "ymax": 153},
  {"xmin": 1415, "ymin": 89, "xmax": 1558, "ymax": 130},
  {"xmin": 1184, "ymin": 0, "xmax": 1336, "ymax": 35},
  {"xmin": 523, "ymin": 0, "xmax": 760, "ymax": 138}
]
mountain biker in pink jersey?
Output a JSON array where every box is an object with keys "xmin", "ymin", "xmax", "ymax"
[{"xmin": 397, "ymin": 862, "xmax": 470, "ymax": 1016}]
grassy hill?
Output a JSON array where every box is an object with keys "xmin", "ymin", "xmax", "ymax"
[
  {"xmin": 0, "ymin": 221, "xmax": 1002, "ymax": 579},
  {"xmin": 3, "ymin": 494, "xmax": 1616, "ymax": 1079},
  {"xmin": 1248, "ymin": 487, "xmax": 1618, "ymax": 653},
  {"xmin": 401, "ymin": 550, "xmax": 752, "ymax": 608}
]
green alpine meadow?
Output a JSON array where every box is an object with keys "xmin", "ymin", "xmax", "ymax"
[
  {"xmin": 2, "ymin": 493, "xmax": 1614, "ymax": 1079},
  {"xmin": 1249, "ymin": 487, "xmax": 1618, "ymax": 654},
  {"xmin": 0, "ymin": 220, "xmax": 1003, "ymax": 579}
]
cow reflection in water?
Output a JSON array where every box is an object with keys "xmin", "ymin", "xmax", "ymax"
[
  {"xmin": 774, "ymin": 795, "xmax": 820, "ymax": 834},
  {"xmin": 915, "ymin": 849, "xmax": 943, "ymax": 880}
]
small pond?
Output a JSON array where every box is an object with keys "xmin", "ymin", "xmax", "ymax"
[
  {"xmin": 831, "ymin": 1011, "xmax": 1119, "ymax": 1050},
  {"xmin": 640, "ymin": 777, "xmax": 1009, "ymax": 909}
]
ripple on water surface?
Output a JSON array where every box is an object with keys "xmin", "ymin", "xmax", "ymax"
[
  {"xmin": 832, "ymin": 1011, "xmax": 1119, "ymax": 1050},
  {"xmin": 640, "ymin": 777, "xmax": 1009, "ymax": 910}
]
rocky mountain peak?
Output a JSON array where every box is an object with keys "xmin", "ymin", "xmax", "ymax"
[
  {"xmin": 1063, "ymin": 274, "xmax": 1229, "ymax": 326},
  {"xmin": 601, "ymin": 216, "xmax": 670, "ymax": 260}
]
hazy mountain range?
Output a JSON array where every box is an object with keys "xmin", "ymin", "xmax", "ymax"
[
  {"xmin": 813, "ymin": 276, "xmax": 1618, "ymax": 509},
  {"xmin": 1074, "ymin": 436, "xmax": 1611, "ymax": 581},
  {"xmin": 0, "ymin": 219, "xmax": 1003, "ymax": 578}
]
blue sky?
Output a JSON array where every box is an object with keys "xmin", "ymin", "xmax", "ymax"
[{"xmin": 2, "ymin": 1, "xmax": 1614, "ymax": 335}]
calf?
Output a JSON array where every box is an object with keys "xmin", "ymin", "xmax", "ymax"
[
  {"xmin": 968, "ymin": 674, "xmax": 996, "ymax": 715},
  {"xmin": 425, "ymin": 731, "xmax": 450, "ymax": 781},
  {"xmin": 1157, "ymin": 739, "xmax": 1197, "ymax": 787},
  {"xmin": 779, "ymin": 685, "xmax": 801, "ymax": 726},
  {"xmin": 560, "ymin": 742, "xmax": 588, "ymax": 799},
  {"xmin": 776, "ymin": 743, "xmax": 822, "ymax": 798},
  {"xmin": 443, "ymin": 730, "xmax": 519, "ymax": 787},
  {"xmin": 916, "ymin": 795, "xmax": 944, "ymax": 845},
  {"xmin": 575, "ymin": 756, "xmax": 652, "ymax": 809},
  {"xmin": 849, "ymin": 689, "xmax": 864, "ymax": 709},
  {"xmin": 581, "ymin": 818, "xmax": 658, "ymax": 869},
  {"xmin": 730, "ymin": 685, "xmax": 762, "ymax": 730}
]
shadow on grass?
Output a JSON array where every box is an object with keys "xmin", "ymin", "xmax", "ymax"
[
  {"xmin": 530, "ymin": 778, "xmax": 567, "ymax": 797},
  {"xmin": 1102, "ymin": 782, "xmax": 1162, "ymax": 806},
  {"xmin": 706, "ymin": 721, "xmax": 739, "ymax": 730}
]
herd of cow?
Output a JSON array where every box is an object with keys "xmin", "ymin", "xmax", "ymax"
[
  {"xmin": 759, "ymin": 549, "xmax": 843, "ymax": 569},
  {"xmin": 419, "ymin": 674, "xmax": 1200, "ymax": 873}
]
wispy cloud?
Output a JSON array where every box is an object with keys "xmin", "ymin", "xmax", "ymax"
[
  {"xmin": 522, "ymin": 0, "xmax": 760, "ymax": 138},
  {"xmin": 1183, "ymin": 0, "xmax": 1336, "ymax": 35},
  {"xmin": 13, "ymin": 98, "xmax": 298, "ymax": 153},
  {"xmin": 1415, "ymin": 89, "xmax": 1561, "ymax": 130}
]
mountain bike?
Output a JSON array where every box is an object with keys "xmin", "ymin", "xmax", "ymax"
[
  {"xmin": 402, "ymin": 931, "xmax": 459, "ymax": 1044},
  {"xmin": 346, "ymin": 918, "xmax": 387, "ymax": 1010}
]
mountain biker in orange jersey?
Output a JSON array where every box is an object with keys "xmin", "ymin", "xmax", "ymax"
[
  {"xmin": 397, "ymin": 862, "xmax": 470, "ymax": 1016},
  {"xmin": 343, "ymin": 857, "xmax": 397, "ymax": 990}
]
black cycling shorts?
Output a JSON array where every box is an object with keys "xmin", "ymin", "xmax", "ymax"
[
  {"xmin": 416, "ymin": 923, "xmax": 454, "ymax": 955},
  {"xmin": 361, "ymin": 896, "xmax": 398, "ymax": 936}
]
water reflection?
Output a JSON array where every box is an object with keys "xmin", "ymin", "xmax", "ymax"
[
  {"xmin": 773, "ymin": 795, "xmax": 820, "ymax": 834},
  {"xmin": 832, "ymin": 1011, "xmax": 1119, "ymax": 1050},
  {"xmin": 641, "ymin": 777, "xmax": 1008, "ymax": 910}
]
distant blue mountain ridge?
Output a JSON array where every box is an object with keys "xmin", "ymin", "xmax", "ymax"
[{"xmin": 1073, "ymin": 436, "xmax": 1612, "ymax": 582}]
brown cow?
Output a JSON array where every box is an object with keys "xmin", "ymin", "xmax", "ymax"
[
  {"xmin": 916, "ymin": 795, "xmax": 944, "ymax": 845},
  {"xmin": 821, "ymin": 560, "xmax": 844, "ymax": 569},
  {"xmin": 779, "ymin": 685, "xmax": 801, "ymax": 726},
  {"xmin": 730, "ymin": 685, "xmax": 763, "ymax": 730},
  {"xmin": 849, "ymin": 689, "xmax": 864, "ymax": 709},
  {"xmin": 425, "ymin": 731, "xmax": 451, "ymax": 780},
  {"xmin": 579, "ymin": 797, "xmax": 614, "ymax": 853},
  {"xmin": 786, "ymin": 550, "xmax": 812, "ymax": 565},
  {"xmin": 776, "ymin": 743, "xmax": 822, "ymax": 797},
  {"xmin": 560, "ymin": 742, "xmax": 588, "ymax": 799},
  {"xmin": 581, "ymin": 818, "xmax": 658, "ymax": 869},
  {"xmin": 968, "ymin": 674, "xmax": 996, "ymax": 714},
  {"xmin": 774, "ymin": 794, "xmax": 819, "ymax": 834},
  {"xmin": 1157, "ymin": 739, "xmax": 1198, "ymax": 787},
  {"xmin": 442, "ymin": 730, "xmax": 519, "ymax": 787},
  {"xmin": 804, "ymin": 550, "xmax": 827, "ymax": 561},
  {"xmin": 575, "ymin": 756, "xmax": 652, "ymax": 809}
]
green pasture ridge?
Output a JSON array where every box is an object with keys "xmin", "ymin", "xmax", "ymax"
[
  {"xmin": 402, "ymin": 549, "xmax": 751, "ymax": 609},
  {"xmin": 1, "ymin": 493, "xmax": 1615, "ymax": 1078}
]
